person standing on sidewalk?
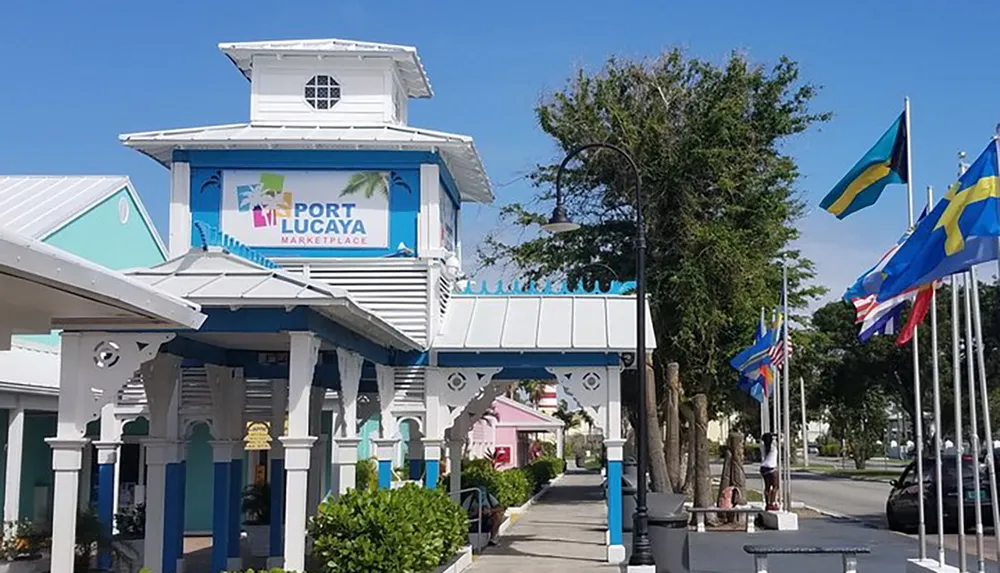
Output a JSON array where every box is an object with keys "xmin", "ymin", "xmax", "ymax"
[{"xmin": 760, "ymin": 433, "xmax": 780, "ymax": 510}]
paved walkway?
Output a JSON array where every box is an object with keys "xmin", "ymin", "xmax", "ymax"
[{"xmin": 470, "ymin": 470, "xmax": 615, "ymax": 572}]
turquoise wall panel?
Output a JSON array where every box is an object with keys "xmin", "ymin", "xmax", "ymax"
[
  {"xmin": 358, "ymin": 415, "xmax": 379, "ymax": 460},
  {"xmin": 21, "ymin": 413, "xmax": 56, "ymax": 520},
  {"xmin": 44, "ymin": 188, "xmax": 164, "ymax": 270},
  {"xmin": 185, "ymin": 423, "xmax": 214, "ymax": 532}
]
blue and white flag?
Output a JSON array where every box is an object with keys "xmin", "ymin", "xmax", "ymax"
[{"xmin": 844, "ymin": 205, "xmax": 928, "ymax": 302}]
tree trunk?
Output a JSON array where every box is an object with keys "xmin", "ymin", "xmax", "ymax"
[
  {"xmin": 679, "ymin": 401, "xmax": 695, "ymax": 494},
  {"xmin": 728, "ymin": 431, "xmax": 746, "ymax": 512},
  {"xmin": 665, "ymin": 362, "xmax": 682, "ymax": 491},
  {"xmin": 645, "ymin": 355, "xmax": 670, "ymax": 493},
  {"xmin": 716, "ymin": 450, "xmax": 732, "ymax": 512},
  {"xmin": 693, "ymin": 394, "xmax": 712, "ymax": 511}
]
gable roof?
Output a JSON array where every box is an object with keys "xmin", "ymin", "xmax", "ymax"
[
  {"xmin": 119, "ymin": 123, "xmax": 493, "ymax": 203},
  {"xmin": 218, "ymin": 38, "xmax": 433, "ymax": 98},
  {"xmin": 0, "ymin": 176, "xmax": 167, "ymax": 257},
  {"xmin": 493, "ymin": 396, "xmax": 564, "ymax": 429}
]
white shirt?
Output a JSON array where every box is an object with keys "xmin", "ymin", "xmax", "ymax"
[{"xmin": 762, "ymin": 443, "xmax": 778, "ymax": 469}]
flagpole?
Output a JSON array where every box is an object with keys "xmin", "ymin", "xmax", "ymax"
[
  {"xmin": 902, "ymin": 96, "xmax": 927, "ymax": 562},
  {"xmin": 951, "ymin": 274, "xmax": 967, "ymax": 573},
  {"xmin": 800, "ymin": 377, "xmax": 808, "ymax": 468},
  {"xmin": 969, "ymin": 267, "xmax": 1000, "ymax": 566},
  {"xmin": 782, "ymin": 262, "xmax": 792, "ymax": 512},
  {"xmin": 926, "ymin": 186, "xmax": 945, "ymax": 567},
  {"xmin": 963, "ymin": 272, "xmax": 985, "ymax": 572}
]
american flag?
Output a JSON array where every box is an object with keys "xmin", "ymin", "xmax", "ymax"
[{"xmin": 768, "ymin": 323, "xmax": 791, "ymax": 370}]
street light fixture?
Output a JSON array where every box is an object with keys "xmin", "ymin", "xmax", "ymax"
[{"xmin": 546, "ymin": 142, "xmax": 653, "ymax": 567}]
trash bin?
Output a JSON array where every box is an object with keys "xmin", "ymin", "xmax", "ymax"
[
  {"xmin": 648, "ymin": 511, "xmax": 690, "ymax": 573},
  {"xmin": 622, "ymin": 481, "xmax": 637, "ymax": 532}
]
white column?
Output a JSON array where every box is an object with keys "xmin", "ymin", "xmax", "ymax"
[
  {"xmin": 141, "ymin": 354, "xmax": 182, "ymax": 573},
  {"xmin": 605, "ymin": 365, "xmax": 625, "ymax": 565},
  {"xmin": 334, "ymin": 349, "xmax": 363, "ymax": 495},
  {"xmin": 143, "ymin": 439, "xmax": 175, "ymax": 571},
  {"xmin": 169, "ymin": 161, "xmax": 192, "ymax": 258},
  {"xmin": 280, "ymin": 332, "xmax": 320, "ymax": 572},
  {"xmin": 556, "ymin": 427, "xmax": 565, "ymax": 460},
  {"xmin": 307, "ymin": 387, "xmax": 325, "ymax": 514},
  {"xmin": 4, "ymin": 404, "xmax": 24, "ymax": 523},
  {"xmin": 49, "ymin": 439, "xmax": 88, "ymax": 572},
  {"xmin": 375, "ymin": 364, "xmax": 395, "ymax": 439}
]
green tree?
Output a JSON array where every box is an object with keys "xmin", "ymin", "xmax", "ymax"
[
  {"xmin": 478, "ymin": 49, "xmax": 829, "ymax": 488},
  {"xmin": 340, "ymin": 171, "xmax": 388, "ymax": 198}
]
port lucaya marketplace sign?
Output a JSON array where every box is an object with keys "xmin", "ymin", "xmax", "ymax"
[{"xmin": 221, "ymin": 170, "xmax": 390, "ymax": 248}]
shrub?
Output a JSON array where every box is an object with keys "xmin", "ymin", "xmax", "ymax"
[
  {"xmin": 461, "ymin": 464, "xmax": 532, "ymax": 508},
  {"xmin": 462, "ymin": 458, "xmax": 494, "ymax": 472},
  {"xmin": 310, "ymin": 483, "xmax": 465, "ymax": 573},
  {"xmin": 820, "ymin": 443, "xmax": 842, "ymax": 457},
  {"xmin": 114, "ymin": 503, "xmax": 146, "ymax": 538},
  {"xmin": 355, "ymin": 458, "xmax": 379, "ymax": 491},
  {"xmin": 534, "ymin": 440, "xmax": 556, "ymax": 458},
  {"xmin": 525, "ymin": 456, "xmax": 564, "ymax": 491},
  {"xmin": 707, "ymin": 440, "xmax": 720, "ymax": 458}
]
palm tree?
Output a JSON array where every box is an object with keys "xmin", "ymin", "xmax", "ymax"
[
  {"xmin": 517, "ymin": 380, "xmax": 547, "ymax": 408},
  {"xmin": 340, "ymin": 172, "xmax": 389, "ymax": 199}
]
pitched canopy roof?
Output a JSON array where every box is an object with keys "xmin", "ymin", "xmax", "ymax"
[
  {"xmin": 0, "ymin": 176, "xmax": 165, "ymax": 252},
  {"xmin": 0, "ymin": 229, "xmax": 205, "ymax": 349},
  {"xmin": 437, "ymin": 294, "xmax": 656, "ymax": 352},
  {"xmin": 125, "ymin": 248, "xmax": 422, "ymax": 351},
  {"xmin": 120, "ymin": 123, "xmax": 493, "ymax": 203},
  {"xmin": 218, "ymin": 38, "xmax": 433, "ymax": 98}
]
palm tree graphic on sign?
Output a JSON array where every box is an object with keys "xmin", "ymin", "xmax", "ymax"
[{"xmin": 340, "ymin": 172, "xmax": 389, "ymax": 199}]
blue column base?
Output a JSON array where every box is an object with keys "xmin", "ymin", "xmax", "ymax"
[
  {"xmin": 424, "ymin": 459, "xmax": 439, "ymax": 489},
  {"xmin": 607, "ymin": 460, "xmax": 623, "ymax": 546},
  {"xmin": 163, "ymin": 462, "xmax": 182, "ymax": 573},
  {"xmin": 212, "ymin": 461, "xmax": 231, "ymax": 573},
  {"xmin": 377, "ymin": 460, "xmax": 392, "ymax": 489},
  {"xmin": 228, "ymin": 458, "xmax": 243, "ymax": 561},
  {"xmin": 96, "ymin": 463, "xmax": 115, "ymax": 571},
  {"xmin": 408, "ymin": 458, "xmax": 423, "ymax": 481},
  {"xmin": 269, "ymin": 458, "xmax": 284, "ymax": 560}
]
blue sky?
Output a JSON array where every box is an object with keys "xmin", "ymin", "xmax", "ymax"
[{"xmin": 3, "ymin": 0, "xmax": 999, "ymax": 302}]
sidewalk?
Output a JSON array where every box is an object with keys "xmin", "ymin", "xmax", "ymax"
[{"xmin": 469, "ymin": 470, "xmax": 615, "ymax": 572}]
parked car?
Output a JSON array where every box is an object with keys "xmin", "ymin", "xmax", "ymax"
[
  {"xmin": 886, "ymin": 454, "xmax": 992, "ymax": 532},
  {"xmin": 807, "ymin": 443, "xmax": 820, "ymax": 456}
]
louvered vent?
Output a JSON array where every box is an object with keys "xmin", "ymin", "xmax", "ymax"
[
  {"xmin": 394, "ymin": 366, "xmax": 425, "ymax": 406},
  {"xmin": 278, "ymin": 260, "xmax": 430, "ymax": 344},
  {"xmin": 245, "ymin": 379, "xmax": 273, "ymax": 421},
  {"xmin": 179, "ymin": 367, "xmax": 212, "ymax": 415},
  {"xmin": 437, "ymin": 272, "xmax": 453, "ymax": 325},
  {"xmin": 116, "ymin": 376, "xmax": 147, "ymax": 406}
]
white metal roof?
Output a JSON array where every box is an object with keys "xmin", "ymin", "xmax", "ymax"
[
  {"xmin": 126, "ymin": 248, "xmax": 422, "ymax": 351},
  {"xmin": 0, "ymin": 176, "xmax": 167, "ymax": 254},
  {"xmin": 0, "ymin": 340, "xmax": 59, "ymax": 391},
  {"xmin": 120, "ymin": 123, "xmax": 493, "ymax": 203},
  {"xmin": 436, "ymin": 295, "xmax": 656, "ymax": 352},
  {"xmin": 0, "ymin": 229, "xmax": 206, "ymax": 346},
  {"xmin": 219, "ymin": 38, "xmax": 433, "ymax": 98}
]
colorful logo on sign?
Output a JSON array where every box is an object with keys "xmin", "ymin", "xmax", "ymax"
[{"xmin": 236, "ymin": 173, "xmax": 292, "ymax": 229}]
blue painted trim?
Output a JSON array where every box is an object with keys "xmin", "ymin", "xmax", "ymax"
[
  {"xmin": 190, "ymin": 168, "xmax": 223, "ymax": 250},
  {"xmin": 177, "ymin": 461, "xmax": 187, "ymax": 566},
  {"xmin": 435, "ymin": 352, "xmax": 620, "ymax": 368},
  {"xmin": 211, "ymin": 461, "xmax": 230, "ymax": 573},
  {"xmin": 163, "ymin": 463, "xmax": 181, "ymax": 573},
  {"xmin": 462, "ymin": 278, "xmax": 637, "ymax": 296},
  {"xmin": 378, "ymin": 460, "xmax": 392, "ymax": 489},
  {"xmin": 424, "ymin": 459, "xmax": 439, "ymax": 489},
  {"xmin": 191, "ymin": 222, "xmax": 280, "ymax": 269},
  {"xmin": 228, "ymin": 458, "xmax": 243, "ymax": 559},
  {"xmin": 269, "ymin": 458, "xmax": 284, "ymax": 558},
  {"xmin": 493, "ymin": 367, "xmax": 556, "ymax": 380},
  {"xmin": 408, "ymin": 458, "xmax": 423, "ymax": 481},
  {"xmin": 96, "ymin": 463, "xmax": 115, "ymax": 570},
  {"xmin": 607, "ymin": 460, "xmax": 623, "ymax": 545}
]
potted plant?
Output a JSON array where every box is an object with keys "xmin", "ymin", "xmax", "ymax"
[
  {"xmin": 1, "ymin": 519, "xmax": 45, "ymax": 561},
  {"xmin": 114, "ymin": 503, "xmax": 145, "ymax": 572},
  {"xmin": 241, "ymin": 482, "xmax": 270, "ymax": 558}
]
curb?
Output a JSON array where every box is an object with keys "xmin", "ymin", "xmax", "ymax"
[
  {"xmin": 498, "ymin": 472, "xmax": 564, "ymax": 536},
  {"xmin": 796, "ymin": 469, "xmax": 894, "ymax": 484}
]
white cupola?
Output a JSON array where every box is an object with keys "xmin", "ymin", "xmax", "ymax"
[{"xmin": 219, "ymin": 38, "xmax": 433, "ymax": 127}]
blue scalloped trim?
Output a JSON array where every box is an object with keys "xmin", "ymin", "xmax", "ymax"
[
  {"xmin": 191, "ymin": 222, "xmax": 280, "ymax": 270},
  {"xmin": 460, "ymin": 279, "xmax": 636, "ymax": 296}
]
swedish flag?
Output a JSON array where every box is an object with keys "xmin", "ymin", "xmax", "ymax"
[
  {"xmin": 821, "ymin": 112, "xmax": 909, "ymax": 219},
  {"xmin": 877, "ymin": 140, "xmax": 1000, "ymax": 302}
]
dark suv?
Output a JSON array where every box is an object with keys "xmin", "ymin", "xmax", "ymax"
[{"xmin": 886, "ymin": 454, "xmax": 992, "ymax": 532}]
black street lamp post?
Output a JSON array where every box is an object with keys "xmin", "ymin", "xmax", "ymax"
[{"xmin": 543, "ymin": 142, "xmax": 653, "ymax": 567}]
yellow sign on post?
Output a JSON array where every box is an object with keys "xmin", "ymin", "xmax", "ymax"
[{"xmin": 244, "ymin": 421, "xmax": 271, "ymax": 450}]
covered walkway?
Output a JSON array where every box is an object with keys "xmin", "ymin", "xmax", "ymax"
[{"xmin": 471, "ymin": 470, "xmax": 613, "ymax": 572}]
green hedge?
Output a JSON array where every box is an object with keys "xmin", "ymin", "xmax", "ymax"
[
  {"xmin": 309, "ymin": 483, "xmax": 466, "ymax": 573},
  {"xmin": 820, "ymin": 443, "xmax": 842, "ymax": 457},
  {"xmin": 524, "ymin": 456, "xmax": 565, "ymax": 492},
  {"xmin": 461, "ymin": 465, "xmax": 532, "ymax": 508}
]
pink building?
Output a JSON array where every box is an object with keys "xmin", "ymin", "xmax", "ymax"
[{"xmin": 467, "ymin": 396, "xmax": 565, "ymax": 470}]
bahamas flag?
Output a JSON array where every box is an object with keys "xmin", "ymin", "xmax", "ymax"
[
  {"xmin": 877, "ymin": 140, "xmax": 1000, "ymax": 302},
  {"xmin": 821, "ymin": 112, "xmax": 909, "ymax": 219}
]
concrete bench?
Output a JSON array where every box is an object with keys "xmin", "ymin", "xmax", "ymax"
[
  {"xmin": 743, "ymin": 544, "xmax": 871, "ymax": 573},
  {"xmin": 688, "ymin": 506, "xmax": 764, "ymax": 533}
]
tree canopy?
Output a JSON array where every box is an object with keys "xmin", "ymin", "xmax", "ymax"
[{"xmin": 480, "ymin": 49, "xmax": 829, "ymax": 415}]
